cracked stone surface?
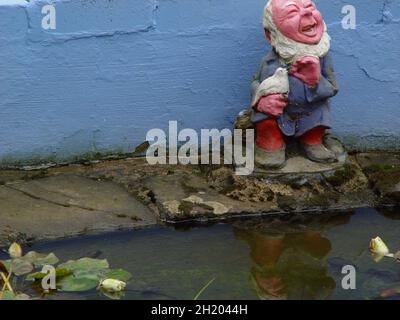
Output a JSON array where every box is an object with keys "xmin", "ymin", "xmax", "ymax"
[
  {"xmin": 143, "ymin": 156, "xmax": 374, "ymax": 222},
  {"xmin": 0, "ymin": 152, "xmax": 397, "ymax": 246},
  {"xmin": 0, "ymin": 174, "xmax": 157, "ymax": 246},
  {"xmin": 143, "ymin": 172, "xmax": 259, "ymax": 221}
]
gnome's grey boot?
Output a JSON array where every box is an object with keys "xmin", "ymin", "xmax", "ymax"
[
  {"xmin": 255, "ymin": 146, "xmax": 286, "ymax": 170},
  {"xmin": 301, "ymin": 143, "xmax": 337, "ymax": 163},
  {"xmin": 323, "ymin": 134, "xmax": 345, "ymax": 157}
]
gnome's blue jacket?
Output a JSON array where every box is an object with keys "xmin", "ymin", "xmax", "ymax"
[{"xmin": 251, "ymin": 50, "xmax": 338, "ymax": 137}]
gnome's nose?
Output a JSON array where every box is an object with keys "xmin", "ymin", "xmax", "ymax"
[
  {"xmin": 301, "ymin": 12, "xmax": 316, "ymax": 25},
  {"xmin": 301, "ymin": 7, "xmax": 313, "ymax": 18}
]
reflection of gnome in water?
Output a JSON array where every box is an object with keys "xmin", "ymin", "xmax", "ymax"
[
  {"xmin": 248, "ymin": 0, "xmax": 339, "ymax": 169},
  {"xmin": 234, "ymin": 214, "xmax": 350, "ymax": 300}
]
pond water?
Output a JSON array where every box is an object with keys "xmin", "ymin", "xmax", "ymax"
[{"xmin": 2, "ymin": 207, "xmax": 400, "ymax": 300}]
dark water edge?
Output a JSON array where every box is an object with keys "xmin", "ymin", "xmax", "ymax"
[{"xmin": 1, "ymin": 207, "xmax": 400, "ymax": 300}]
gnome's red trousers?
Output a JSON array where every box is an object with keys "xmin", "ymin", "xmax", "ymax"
[{"xmin": 255, "ymin": 119, "xmax": 325, "ymax": 151}]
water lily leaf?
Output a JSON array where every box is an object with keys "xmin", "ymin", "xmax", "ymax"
[
  {"xmin": 26, "ymin": 268, "xmax": 72, "ymax": 281},
  {"xmin": 0, "ymin": 291, "xmax": 30, "ymax": 300},
  {"xmin": 23, "ymin": 251, "xmax": 59, "ymax": 267},
  {"xmin": 101, "ymin": 269, "xmax": 132, "ymax": 282},
  {"xmin": 58, "ymin": 258, "xmax": 109, "ymax": 272},
  {"xmin": 72, "ymin": 270, "xmax": 103, "ymax": 281},
  {"xmin": 8, "ymin": 259, "xmax": 34, "ymax": 276},
  {"xmin": 57, "ymin": 275, "xmax": 99, "ymax": 292},
  {"xmin": 15, "ymin": 293, "xmax": 31, "ymax": 300}
]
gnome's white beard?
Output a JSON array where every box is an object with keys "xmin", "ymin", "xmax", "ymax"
[
  {"xmin": 270, "ymin": 28, "xmax": 331, "ymax": 65},
  {"xmin": 263, "ymin": 1, "xmax": 331, "ymax": 65}
]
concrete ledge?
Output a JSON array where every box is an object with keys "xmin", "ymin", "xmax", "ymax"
[{"xmin": 2, "ymin": 151, "xmax": 399, "ymax": 246}]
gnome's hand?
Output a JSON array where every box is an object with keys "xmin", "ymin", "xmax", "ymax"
[
  {"xmin": 290, "ymin": 56, "xmax": 321, "ymax": 87},
  {"xmin": 256, "ymin": 94, "xmax": 287, "ymax": 118}
]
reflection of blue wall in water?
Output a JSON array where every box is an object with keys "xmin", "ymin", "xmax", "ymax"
[{"xmin": 0, "ymin": 0, "xmax": 399, "ymax": 165}]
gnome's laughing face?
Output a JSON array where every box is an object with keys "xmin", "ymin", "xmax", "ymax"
[{"xmin": 271, "ymin": 0, "xmax": 324, "ymax": 44}]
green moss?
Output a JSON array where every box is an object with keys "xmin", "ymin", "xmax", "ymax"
[
  {"xmin": 325, "ymin": 164, "xmax": 356, "ymax": 187},
  {"xmin": 357, "ymin": 162, "xmax": 400, "ymax": 203},
  {"xmin": 181, "ymin": 182, "xmax": 200, "ymax": 194},
  {"xmin": 22, "ymin": 170, "xmax": 48, "ymax": 181},
  {"xmin": 130, "ymin": 187, "xmax": 155, "ymax": 204},
  {"xmin": 370, "ymin": 169, "xmax": 400, "ymax": 194},
  {"xmin": 277, "ymin": 195, "xmax": 297, "ymax": 211},
  {"xmin": 178, "ymin": 201, "xmax": 195, "ymax": 215},
  {"xmin": 364, "ymin": 164, "xmax": 400, "ymax": 175},
  {"xmin": 306, "ymin": 193, "xmax": 339, "ymax": 208}
]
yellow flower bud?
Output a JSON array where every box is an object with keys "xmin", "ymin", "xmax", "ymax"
[
  {"xmin": 8, "ymin": 242, "xmax": 22, "ymax": 258},
  {"xmin": 100, "ymin": 279, "xmax": 126, "ymax": 292},
  {"xmin": 369, "ymin": 237, "xmax": 390, "ymax": 256}
]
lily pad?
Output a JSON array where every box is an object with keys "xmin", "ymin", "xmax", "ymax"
[
  {"xmin": 1, "ymin": 250, "xmax": 131, "ymax": 298},
  {"xmin": 0, "ymin": 291, "xmax": 30, "ymax": 300},
  {"xmin": 55, "ymin": 263, "xmax": 111, "ymax": 292},
  {"xmin": 57, "ymin": 275, "xmax": 99, "ymax": 292},
  {"xmin": 26, "ymin": 268, "xmax": 72, "ymax": 281},
  {"xmin": 101, "ymin": 269, "xmax": 132, "ymax": 282},
  {"xmin": 58, "ymin": 258, "xmax": 109, "ymax": 272},
  {"xmin": 72, "ymin": 270, "xmax": 103, "ymax": 281},
  {"xmin": 23, "ymin": 251, "xmax": 59, "ymax": 267},
  {"xmin": 3, "ymin": 259, "xmax": 34, "ymax": 276}
]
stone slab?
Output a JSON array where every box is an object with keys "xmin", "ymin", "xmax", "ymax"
[
  {"xmin": 143, "ymin": 156, "xmax": 373, "ymax": 222},
  {"xmin": 0, "ymin": 174, "xmax": 157, "ymax": 246},
  {"xmin": 0, "ymin": 151, "xmax": 395, "ymax": 245}
]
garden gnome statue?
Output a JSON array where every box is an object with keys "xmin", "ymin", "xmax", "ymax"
[{"xmin": 251, "ymin": 0, "xmax": 338, "ymax": 169}]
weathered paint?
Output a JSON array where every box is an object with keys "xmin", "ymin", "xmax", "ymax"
[{"xmin": 0, "ymin": 0, "xmax": 399, "ymax": 166}]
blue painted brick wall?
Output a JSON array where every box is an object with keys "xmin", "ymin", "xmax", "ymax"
[{"xmin": 0, "ymin": 0, "xmax": 399, "ymax": 165}]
